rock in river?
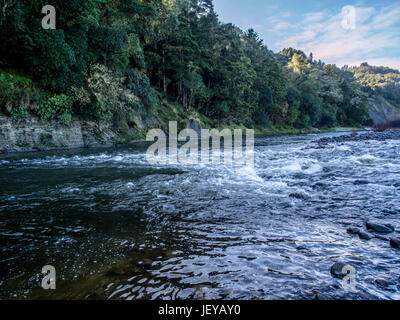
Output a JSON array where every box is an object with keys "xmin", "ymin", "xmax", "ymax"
[
  {"xmin": 389, "ymin": 238, "xmax": 400, "ymax": 249},
  {"xmin": 330, "ymin": 262, "xmax": 351, "ymax": 279},
  {"xmin": 346, "ymin": 227, "xmax": 371, "ymax": 240},
  {"xmin": 289, "ymin": 193, "xmax": 308, "ymax": 200},
  {"xmin": 366, "ymin": 222, "xmax": 393, "ymax": 234},
  {"xmin": 375, "ymin": 235, "xmax": 389, "ymax": 241},
  {"xmin": 358, "ymin": 232, "xmax": 372, "ymax": 240},
  {"xmin": 347, "ymin": 227, "xmax": 360, "ymax": 235},
  {"xmin": 375, "ymin": 279, "xmax": 396, "ymax": 288}
]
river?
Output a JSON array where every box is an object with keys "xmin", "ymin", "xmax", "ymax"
[{"xmin": 0, "ymin": 131, "xmax": 399, "ymax": 299}]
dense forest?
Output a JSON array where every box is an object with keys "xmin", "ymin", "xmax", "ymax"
[
  {"xmin": 277, "ymin": 48, "xmax": 371, "ymax": 128},
  {"xmin": 1, "ymin": 0, "xmax": 396, "ymax": 136},
  {"xmin": 343, "ymin": 63, "xmax": 400, "ymax": 109}
]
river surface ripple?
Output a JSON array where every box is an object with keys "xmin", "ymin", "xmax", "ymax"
[{"xmin": 0, "ymin": 132, "xmax": 400, "ymax": 299}]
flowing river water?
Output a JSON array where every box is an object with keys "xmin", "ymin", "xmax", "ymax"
[{"xmin": 0, "ymin": 131, "xmax": 400, "ymax": 300}]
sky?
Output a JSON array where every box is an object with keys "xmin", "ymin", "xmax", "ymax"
[{"xmin": 213, "ymin": 0, "xmax": 400, "ymax": 70}]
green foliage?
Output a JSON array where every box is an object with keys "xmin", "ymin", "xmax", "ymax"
[
  {"xmin": 0, "ymin": 71, "xmax": 19, "ymax": 108},
  {"xmin": 279, "ymin": 48, "xmax": 371, "ymax": 127},
  {"xmin": 0, "ymin": 70, "xmax": 38, "ymax": 114},
  {"xmin": 126, "ymin": 69, "xmax": 158, "ymax": 110},
  {"xmin": 318, "ymin": 109, "xmax": 336, "ymax": 127},
  {"xmin": 343, "ymin": 63, "xmax": 400, "ymax": 108},
  {"xmin": 0, "ymin": 71, "xmax": 32, "ymax": 87},
  {"xmin": 298, "ymin": 79, "xmax": 322, "ymax": 126},
  {"xmin": 254, "ymin": 109, "xmax": 270, "ymax": 127},
  {"xmin": 286, "ymin": 86, "xmax": 300, "ymax": 125},
  {"xmin": 58, "ymin": 111, "xmax": 72, "ymax": 124},
  {"xmin": 11, "ymin": 106, "xmax": 30, "ymax": 119},
  {"xmin": 29, "ymin": 30, "xmax": 78, "ymax": 92},
  {"xmin": 34, "ymin": 94, "xmax": 72, "ymax": 123},
  {"xmin": 126, "ymin": 33, "xmax": 146, "ymax": 69},
  {"xmin": 0, "ymin": 0, "xmax": 374, "ymax": 130}
]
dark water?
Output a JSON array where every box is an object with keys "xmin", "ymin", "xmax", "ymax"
[{"xmin": 1, "ymin": 132, "xmax": 400, "ymax": 300}]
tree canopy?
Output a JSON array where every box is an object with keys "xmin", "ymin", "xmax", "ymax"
[{"xmin": 0, "ymin": 0, "xmax": 374, "ymax": 129}]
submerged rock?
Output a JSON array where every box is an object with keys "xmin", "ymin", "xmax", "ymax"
[
  {"xmin": 375, "ymin": 279, "xmax": 396, "ymax": 288},
  {"xmin": 289, "ymin": 193, "xmax": 308, "ymax": 200},
  {"xmin": 347, "ymin": 227, "xmax": 360, "ymax": 235},
  {"xmin": 366, "ymin": 222, "xmax": 393, "ymax": 234},
  {"xmin": 353, "ymin": 180, "xmax": 369, "ymax": 185},
  {"xmin": 346, "ymin": 227, "xmax": 372, "ymax": 240},
  {"xmin": 389, "ymin": 238, "xmax": 400, "ymax": 249},
  {"xmin": 358, "ymin": 232, "xmax": 372, "ymax": 240},
  {"xmin": 330, "ymin": 262, "xmax": 348, "ymax": 278},
  {"xmin": 313, "ymin": 293, "xmax": 329, "ymax": 300},
  {"xmin": 375, "ymin": 235, "xmax": 389, "ymax": 241},
  {"xmin": 385, "ymin": 224, "xmax": 395, "ymax": 231}
]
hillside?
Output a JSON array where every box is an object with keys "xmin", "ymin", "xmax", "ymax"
[
  {"xmin": 342, "ymin": 63, "xmax": 400, "ymax": 124},
  {"xmin": 277, "ymin": 48, "xmax": 371, "ymax": 128},
  {"xmin": 0, "ymin": 0, "xmax": 398, "ymax": 152}
]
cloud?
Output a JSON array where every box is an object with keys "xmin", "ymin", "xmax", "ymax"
[
  {"xmin": 278, "ymin": 30, "xmax": 317, "ymax": 48},
  {"xmin": 273, "ymin": 4, "xmax": 400, "ymax": 69},
  {"xmin": 371, "ymin": 4, "xmax": 400, "ymax": 29},
  {"xmin": 303, "ymin": 11, "xmax": 326, "ymax": 24},
  {"xmin": 272, "ymin": 21, "xmax": 291, "ymax": 31}
]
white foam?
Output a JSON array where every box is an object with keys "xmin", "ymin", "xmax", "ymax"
[
  {"xmin": 350, "ymin": 154, "xmax": 379, "ymax": 163},
  {"xmin": 304, "ymin": 163, "xmax": 322, "ymax": 174},
  {"xmin": 282, "ymin": 162, "xmax": 302, "ymax": 172},
  {"xmin": 235, "ymin": 166, "xmax": 263, "ymax": 182}
]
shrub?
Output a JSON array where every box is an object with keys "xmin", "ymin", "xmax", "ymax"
[
  {"xmin": 69, "ymin": 86, "xmax": 91, "ymax": 114},
  {"xmin": 0, "ymin": 71, "xmax": 35, "ymax": 113},
  {"xmin": 58, "ymin": 112, "xmax": 72, "ymax": 124},
  {"xmin": 0, "ymin": 72, "xmax": 16, "ymax": 108},
  {"xmin": 11, "ymin": 106, "xmax": 30, "ymax": 119},
  {"xmin": 0, "ymin": 72, "xmax": 23, "ymax": 100},
  {"xmin": 84, "ymin": 64, "xmax": 145, "ymax": 122},
  {"xmin": 34, "ymin": 94, "xmax": 72, "ymax": 123}
]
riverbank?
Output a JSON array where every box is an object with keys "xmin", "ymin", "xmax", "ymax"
[
  {"xmin": 254, "ymin": 126, "xmax": 363, "ymax": 137},
  {"xmin": 0, "ymin": 112, "xmax": 365, "ymax": 154},
  {"xmin": 315, "ymin": 129, "xmax": 400, "ymax": 144},
  {"xmin": 0, "ymin": 114, "xmax": 138, "ymax": 154}
]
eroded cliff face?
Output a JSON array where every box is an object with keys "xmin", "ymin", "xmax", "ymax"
[
  {"xmin": 0, "ymin": 98, "xmax": 208, "ymax": 153},
  {"xmin": 0, "ymin": 115, "xmax": 123, "ymax": 153},
  {"xmin": 367, "ymin": 96, "xmax": 400, "ymax": 125}
]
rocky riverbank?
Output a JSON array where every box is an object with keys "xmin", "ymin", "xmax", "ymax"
[
  {"xmin": 314, "ymin": 129, "xmax": 400, "ymax": 145},
  {"xmin": 0, "ymin": 112, "xmax": 204, "ymax": 153},
  {"xmin": 0, "ymin": 115, "xmax": 133, "ymax": 153}
]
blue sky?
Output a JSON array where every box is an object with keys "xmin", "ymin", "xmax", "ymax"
[{"xmin": 214, "ymin": 0, "xmax": 400, "ymax": 70}]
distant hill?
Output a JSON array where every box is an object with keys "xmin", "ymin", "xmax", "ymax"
[
  {"xmin": 342, "ymin": 63, "xmax": 400, "ymax": 124},
  {"xmin": 277, "ymin": 49, "xmax": 400, "ymax": 126},
  {"xmin": 277, "ymin": 48, "xmax": 371, "ymax": 128}
]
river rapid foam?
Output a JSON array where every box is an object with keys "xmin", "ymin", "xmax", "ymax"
[{"xmin": 0, "ymin": 131, "xmax": 399, "ymax": 299}]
